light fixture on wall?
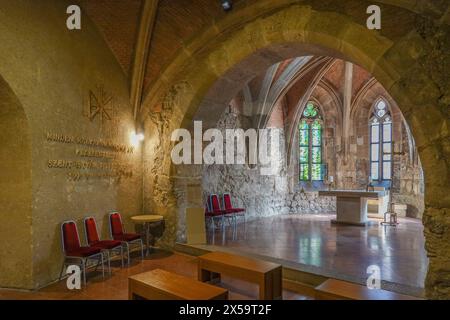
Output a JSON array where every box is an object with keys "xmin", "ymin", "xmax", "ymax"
[
  {"xmin": 130, "ymin": 131, "xmax": 144, "ymax": 147},
  {"xmin": 220, "ymin": 0, "xmax": 233, "ymax": 11}
]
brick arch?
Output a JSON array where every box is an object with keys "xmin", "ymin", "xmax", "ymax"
[
  {"xmin": 352, "ymin": 84, "xmax": 408, "ymax": 187},
  {"xmin": 286, "ymin": 79, "xmax": 344, "ymax": 169},
  {"xmin": 141, "ymin": 2, "xmax": 449, "ymax": 298},
  {"xmin": 282, "ymin": 59, "xmax": 336, "ymax": 165},
  {"xmin": 305, "ymin": 84, "xmax": 344, "ymax": 185},
  {"xmin": 370, "ymin": 96, "xmax": 392, "ymax": 116},
  {"xmin": 352, "ymin": 85, "xmax": 405, "ymax": 152}
]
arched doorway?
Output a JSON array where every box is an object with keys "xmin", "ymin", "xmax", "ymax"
[
  {"xmin": 0, "ymin": 75, "xmax": 33, "ymax": 289},
  {"xmin": 173, "ymin": 56, "xmax": 426, "ymax": 295},
  {"xmin": 140, "ymin": 3, "xmax": 449, "ymax": 298}
]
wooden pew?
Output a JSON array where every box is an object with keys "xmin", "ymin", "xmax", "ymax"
[
  {"xmin": 198, "ymin": 251, "xmax": 282, "ymax": 300},
  {"xmin": 315, "ymin": 279, "xmax": 421, "ymax": 300},
  {"xmin": 128, "ymin": 269, "xmax": 228, "ymax": 300}
]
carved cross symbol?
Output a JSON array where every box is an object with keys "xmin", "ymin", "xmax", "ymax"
[{"xmin": 88, "ymin": 86, "xmax": 113, "ymax": 122}]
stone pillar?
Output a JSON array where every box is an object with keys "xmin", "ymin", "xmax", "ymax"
[
  {"xmin": 342, "ymin": 61, "xmax": 353, "ymax": 164},
  {"xmin": 423, "ymin": 207, "xmax": 450, "ymax": 299}
]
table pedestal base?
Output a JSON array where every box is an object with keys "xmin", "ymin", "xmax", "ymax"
[
  {"xmin": 143, "ymin": 221, "xmax": 165, "ymax": 256},
  {"xmin": 318, "ymin": 190, "xmax": 387, "ymax": 228},
  {"xmin": 333, "ymin": 196, "xmax": 368, "ymax": 226},
  {"xmin": 133, "ymin": 219, "xmax": 165, "ymax": 256}
]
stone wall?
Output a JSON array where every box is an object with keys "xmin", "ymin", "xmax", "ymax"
[
  {"xmin": 0, "ymin": 76, "xmax": 33, "ymax": 288},
  {"xmin": 0, "ymin": 0, "xmax": 142, "ymax": 289},
  {"xmin": 347, "ymin": 83, "xmax": 425, "ymax": 218},
  {"xmin": 170, "ymin": 102, "xmax": 336, "ymax": 242},
  {"xmin": 198, "ymin": 71, "xmax": 424, "ymax": 231},
  {"xmin": 201, "ymin": 104, "xmax": 336, "ymax": 227}
]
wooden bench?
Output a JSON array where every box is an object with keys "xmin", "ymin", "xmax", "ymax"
[
  {"xmin": 197, "ymin": 252, "xmax": 282, "ymax": 300},
  {"xmin": 315, "ymin": 279, "xmax": 421, "ymax": 300},
  {"xmin": 128, "ymin": 269, "xmax": 228, "ymax": 300}
]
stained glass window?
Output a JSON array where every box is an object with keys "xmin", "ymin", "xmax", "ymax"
[
  {"xmin": 299, "ymin": 103, "xmax": 323, "ymax": 181},
  {"xmin": 370, "ymin": 99, "xmax": 392, "ymax": 181},
  {"xmin": 303, "ymin": 102, "xmax": 319, "ymax": 118}
]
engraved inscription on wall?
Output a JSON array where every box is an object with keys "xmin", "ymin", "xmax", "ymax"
[{"xmin": 45, "ymin": 132, "xmax": 134, "ymax": 182}]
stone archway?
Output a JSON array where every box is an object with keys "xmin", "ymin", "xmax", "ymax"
[
  {"xmin": 0, "ymin": 75, "xmax": 33, "ymax": 289},
  {"xmin": 141, "ymin": 2, "xmax": 450, "ymax": 298}
]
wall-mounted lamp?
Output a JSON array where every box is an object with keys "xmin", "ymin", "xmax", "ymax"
[
  {"xmin": 220, "ymin": 0, "xmax": 233, "ymax": 11},
  {"xmin": 130, "ymin": 131, "xmax": 144, "ymax": 147}
]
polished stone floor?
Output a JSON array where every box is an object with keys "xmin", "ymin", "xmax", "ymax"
[
  {"xmin": 205, "ymin": 214, "xmax": 428, "ymax": 291},
  {"xmin": 0, "ymin": 251, "xmax": 308, "ymax": 300}
]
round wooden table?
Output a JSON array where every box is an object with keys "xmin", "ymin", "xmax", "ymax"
[{"xmin": 131, "ymin": 215, "xmax": 164, "ymax": 256}]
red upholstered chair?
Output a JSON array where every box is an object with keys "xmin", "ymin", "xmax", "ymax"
[
  {"xmin": 59, "ymin": 220, "xmax": 105, "ymax": 286},
  {"xmin": 222, "ymin": 193, "xmax": 246, "ymax": 224},
  {"xmin": 84, "ymin": 217, "xmax": 124, "ymax": 273},
  {"xmin": 205, "ymin": 204, "xmax": 224, "ymax": 231},
  {"xmin": 209, "ymin": 194, "xmax": 235, "ymax": 230},
  {"xmin": 108, "ymin": 212, "xmax": 144, "ymax": 266},
  {"xmin": 209, "ymin": 194, "xmax": 225, "ymax": 213}
]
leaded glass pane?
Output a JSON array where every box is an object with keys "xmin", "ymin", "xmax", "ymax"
[
  {"xmin": 299, "ymin": 130, "xmax": 309, "ymax": 146},
  {"xmin": 299, "ymin": 164, "xmax": 309, "ymax": 181},
  {"xmin": 370, "ymin": 99, "xmax": 392, "ymax": 182},
  {"xmin": 312, "ymin": 129, "xmax": 321, "ymax": 146},
  {"xmin": 383, "ymin": 142, "xmax": 391, "ymax": 154},
  {"xmin": 371, "ymin": 162, "xmax": 379, "ymax": 180},
  {"xmin": 303, "ymin": 103, "xmax": 318, "ymax": 118},
  {"xmin": 299, "ymin": 120, "xmax": 309, "ymax": 130},
  {"xmin": 311, "ymin": 119, "xmax": 321, "ymax": 130},
  {"xmin": 299, "ymin": 147, "xmax": 309, "ymax": 163},
  {"xmin": 383, "ymin": 123, "xmax": 391, "ymax": 141},
  {"xmin": 376, "ymin": 100, "xmax": 386, "ymax": 110},
  {"xmin": 371, "ymin": 144, "xmax": 379, "ymax": 161},
  {"xmin": 383, "ymin": 162, "xmax": 391, "ymax": 180},
  {"xmin": 312, "ymin": 147, "xmax": 321, "ymax": 164},
  {"xmin": 371, "ymin": 124, "xmax": 379, "ymax": 143},
  {"xmin": 311, "ymin": 164, "xmax": 322, "ymax": 181},
  {"xmin": 299, "ymin": 103, "xmax": 322, "ymax": 182}
]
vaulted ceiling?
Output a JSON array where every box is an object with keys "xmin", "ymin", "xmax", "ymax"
[
  {"xmin": 77, "ymin": 0, "xmax": 450, "ymax": 121},
  {"xmin": 78, "ymin": 0, "xmax": 142, "ymax": 76},
  {"xmin": 78, "ymin": 0, "xmax": 247, "ymax": 92}
]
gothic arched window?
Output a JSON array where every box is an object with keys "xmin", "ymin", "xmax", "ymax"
[
  {"xmin": 370, "ymin": 99, "xmax": 392, "ymax": 181},
  {"xmin": 299, "ymin": 102, "xmax": 323, "ymax": 181}
]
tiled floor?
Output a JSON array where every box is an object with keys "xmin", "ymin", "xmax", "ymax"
[
  {"xmin": 205, "ymin": 214, "xmax": 428, "ymax": 290},
  {"xmin": 0, "ymin": 251, "xmax": 309, "ymax": 300},
  {"xmin": 0, "ymin": 214, "xmax": 427, "ymax": 299}
]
